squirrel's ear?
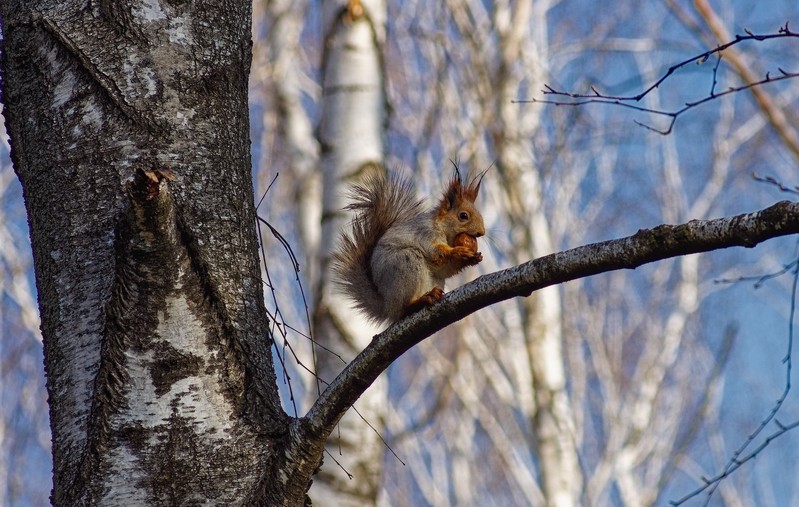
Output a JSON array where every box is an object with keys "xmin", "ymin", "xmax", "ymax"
[
  {"xmin": 442, "ymin": 177, "xmax": 462, "ymax": 211},
  {"xmin": 437, "ymin": 159, "xmax": 463, "ymax": 211}
]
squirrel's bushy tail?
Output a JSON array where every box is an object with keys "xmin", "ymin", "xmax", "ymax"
[{"xmin": 332, "ymin": 173, "xmax": 423, "ymax": 322}]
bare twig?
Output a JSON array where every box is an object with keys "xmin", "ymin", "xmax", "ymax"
[
  {"xmin": 515, "ymin": 23, "xmax": 799, "ymax": 134},
  {"xmin": 753, "ymin": 173, "xmax": 799, "ymax": 196},
  {"xmin": 691, "ymin": 2, "xmax": 799, "ymax": 161},
  {"xmin": 671, "ymin": 257, "xmax": 799, "ymax": 506}
]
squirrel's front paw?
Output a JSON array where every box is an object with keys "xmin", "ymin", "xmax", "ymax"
[{"xmin": 453, "ymin": 246, "xmax": 483, "ymax": 265}]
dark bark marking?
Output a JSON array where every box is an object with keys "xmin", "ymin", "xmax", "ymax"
[
  {"xmin": 76, "ymin": 168, "xmax": 183, "ymax": 501},
  {"xmin": 148, "ymin": 340, "xmax": 205, "ymax": 397}
]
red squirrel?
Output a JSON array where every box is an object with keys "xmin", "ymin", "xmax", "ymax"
[{"xmin": 333, "ymin": 169, "xmax": 485, "ymax": 323}]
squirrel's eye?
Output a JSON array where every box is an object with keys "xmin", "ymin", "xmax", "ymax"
[{"xmin": 459, "ymin": 211, "xmax": 469, "ymax": 221}]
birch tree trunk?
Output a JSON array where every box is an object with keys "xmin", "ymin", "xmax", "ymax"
[
  {"xmin": 0, "ymin": 1, "xmax": 318, "ymax": 504},
  {"xmin": 311, "ymin": 0, "xmax": 388, "ymax": 504},
  {"xmin": 492, "ymin": 2, "xmax": 582, "ymax": 504}
]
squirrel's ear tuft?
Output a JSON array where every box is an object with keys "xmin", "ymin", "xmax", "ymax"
[
  {"xmin": 448, "ymin": 159, "xmax": 463, "ymax": 183},
  {"xmin": 463, "ymin": 176, "xmax": 480, "ymax": 202},
  {"xmin": 435, "ymin": 159, "xmax": 462, "ymax": 211},
  {"xmin": 464, "ymin": 163, "xmax": 491, "ymax": 201},
  {"xmin": 440, "ymin": 158, "xmax": 487, "ymax": 209}
]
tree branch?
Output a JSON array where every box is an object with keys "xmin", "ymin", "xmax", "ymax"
[
  {"xmin": 302, "ymin": 200, "xmax": 799, "ymax": 439},
  {"xmin": 516, "ymin": 23, "xmax": 799, "ymax": 135},
  {"xmin": 534, "ymin": 22, "xmax": 797, "ymax": 102},
  {"xmin": 691, "ymin": 1, "xmax": 799, "ymax": 162}
]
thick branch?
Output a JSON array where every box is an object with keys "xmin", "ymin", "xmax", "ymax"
[{"xmin": 302, "ymin": 200, "xmax": 799, "ymax": 438}]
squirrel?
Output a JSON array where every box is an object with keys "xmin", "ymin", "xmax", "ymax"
[{"xmin": 333, "ymin": 168, "xmax": 485, "ymax": 323}]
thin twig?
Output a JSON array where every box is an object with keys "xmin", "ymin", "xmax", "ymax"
[
  {"xmin": 514, "ymin": 23, "xmax": 799, "ymax": 134},
  {"xmin": 671, "ymin": 254, "xmax": 799, "ymax": 505}
]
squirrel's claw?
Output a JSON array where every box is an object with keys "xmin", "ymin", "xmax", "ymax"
[
  {"xmin": 403, "ymin": 287, "xmax": 445, "ymax": 317},
  {"xmin": 452, "ymin": 245, "xmax": 483, "ymax": 265}
]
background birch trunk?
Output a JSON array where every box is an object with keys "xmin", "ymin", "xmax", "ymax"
[
  {"xmin": 492, "ymin": 1, "xmax": 581, "ymax": 504},
  {"xmin": 311, "ymin": 1, "xmax": 389, "ymax": 504}
]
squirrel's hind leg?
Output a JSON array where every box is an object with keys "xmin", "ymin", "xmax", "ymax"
[{"xmin": 403, "ymin": 287, "xmax": 444, "ymax": 317}]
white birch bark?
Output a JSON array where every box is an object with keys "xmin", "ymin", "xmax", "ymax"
[
  {"xmin": 490, "ymin": 2, "xmax": 582, "ymax": 504},
  {"xmin": 0, "ymin": 1, "xmax": 317, "ymax": 504},
  {"xmin": 311, "ymin": 1, "xmax": 388, "ymax": 504},
  {"xmin": 252, "ymin": 0, "xmax": 322, "ymax": 283}
]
